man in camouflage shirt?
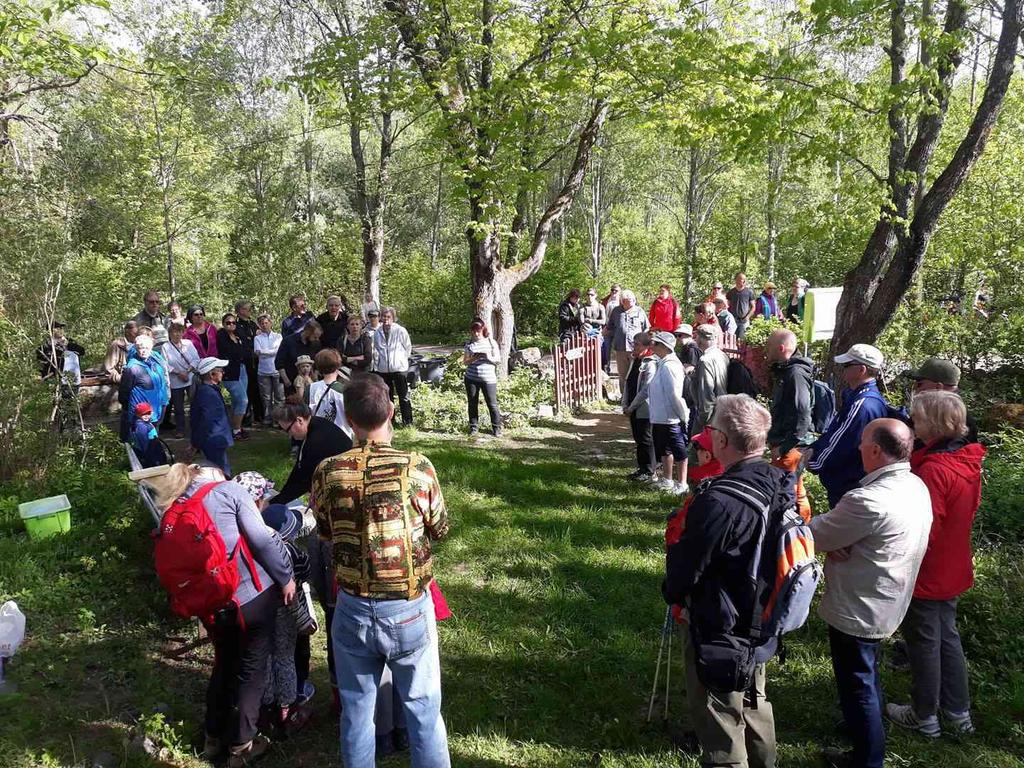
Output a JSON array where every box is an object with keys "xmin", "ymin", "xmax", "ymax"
[{"xmin": 312, "ymin": 373, "xmax": 450, "ymax": 768}]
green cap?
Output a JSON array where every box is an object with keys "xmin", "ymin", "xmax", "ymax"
[{"xmin": 907, "ymin": 358, "xmax": 960, "ymax": 387}]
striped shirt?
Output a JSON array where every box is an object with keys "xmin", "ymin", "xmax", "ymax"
[
  {"xmin": 311, "ymin": 443, "xmax": 449, "ymax": 600},
  {"xmin": 464, "ymin": 338, "xmax": 500, "ymax": 383}
]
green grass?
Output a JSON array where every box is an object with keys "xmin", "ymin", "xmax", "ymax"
[{"xmin": 1, "ymin": 418, "xmax": 1024, "ymax": 767}]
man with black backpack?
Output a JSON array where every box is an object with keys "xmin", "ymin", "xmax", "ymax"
[
  {"xmin": 765, "ymin": 328, "xmax": 815, "ymax": 521},
  {"xmin": 664, "ymin": 394, "xmax": 819, "ymax": 768}
]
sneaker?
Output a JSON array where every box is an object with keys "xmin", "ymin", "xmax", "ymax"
[
  {"xmin": 673, "ymin": 481, "xmax": 689, "ymax": 495},
  {"xmin": 227, "ymin": 734, "xmax": 271, "ymax": 767},
  {"xmin": 655, "ymin": 478, "xmax": 675, "ymax": 491},
  {"xmin": 469, "ymin": 425, "xmax": 479, "ymax": 436},
  {"xmin": 885, "ymin": 702, "xmax": 940, "ymax": 738},
  {"xmin": 492, "ymin": 426, "xmax": 503, "ymax": 437},
  {"xmin": 625, "ymin": 469, "xmax": 645, "ymax": 480},
  {"xmin": 942, "ymin": 709, "xmax": 975, "ymax": 735},
  {"xmin": 295, "ymin": 680, "xmax": 315, "ymax": 706}
]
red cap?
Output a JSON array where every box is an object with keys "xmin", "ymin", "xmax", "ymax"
[
  {"xmin": 692, "ymin": 427, "xmax": 714, "ymax": 453},
  {"xmin": 134, "ymin": 402, "xmax": 153, "ymax": 416}
]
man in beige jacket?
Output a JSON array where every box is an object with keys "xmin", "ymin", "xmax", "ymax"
[{"xmin": 809, "ymin": 419, "xmax": 932, "ymax": 768}]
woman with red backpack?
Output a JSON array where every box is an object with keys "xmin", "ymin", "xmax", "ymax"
[{"xmin": 147, "ymin": 463, "xmax": 295, "ymax": 767}]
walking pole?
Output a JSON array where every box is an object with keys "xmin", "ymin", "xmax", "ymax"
[
  {"xmin": 664, "ymin": 614, "xmax": 673, "ymax": 720},
  {"xmin": 646, "ymin": 606, "xmax": 672, "ymax": 722}
]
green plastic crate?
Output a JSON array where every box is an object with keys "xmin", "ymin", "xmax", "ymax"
[{"xmin": 18, "ymin": 495, "xmax": 72, "ymax": 540}]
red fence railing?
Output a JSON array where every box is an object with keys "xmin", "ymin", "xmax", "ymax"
[{"xmin": 553, "ymin": 332, "xmax": 602, "ymax": 412}]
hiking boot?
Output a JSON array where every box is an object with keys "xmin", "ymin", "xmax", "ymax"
[
  {"xmin": 202, "ymin": 734, "xmax": 226, "ymax": 760},
  {"xmin": 469, "ymin": 425, "xmax": 479, "ymax": 436},
  {"xmin": 821, "ymin": 746, "xmax": 855, "ymax": 768},
  {"xmin": 942, "ymin": 709, "xmax": 976, "ymax": 735},
  {"xmin": 492, "ymin": 426, "xmax": 503, "ymax": 437},
  {"xmin": 885, "ymin": 703, "xmax": 940, "ymax": 738},
  {"xmin": 283, "ymin": 703, "xmax": 313, "ymax": 736},
  {"xmin": 227, "ymin": 734, "xmax": 271, "ymax": 767},
  {"xmin": 392, "ymin": 727, "xmax": 410, "ymax": 752}
]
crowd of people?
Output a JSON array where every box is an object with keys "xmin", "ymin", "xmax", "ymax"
[
  {"xmin": 38, "ymin": 279, "xmax": 992, "ymax": 768},
  {"xmin": 37, "ymin": 288, "xmax": 511, "ymax": 472}
]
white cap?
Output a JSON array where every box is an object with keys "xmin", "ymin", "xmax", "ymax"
[
  {"xmin": 834, "ymin": 344, "xmax": 884, "ymax": 369},
  {"xmin": 196, "ymin": 357, "xmax": 229, "ymax": 375},
  {"xmin": 674, "ymin": 323, "xmax": 693, "ymax": 337}
]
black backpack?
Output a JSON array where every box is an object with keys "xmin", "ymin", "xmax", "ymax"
[
  {"xmin": 811, "ymin": 380, "xmax": 836, "ymax": 433},
  {"xmin": 726, "ymin": 358, "xmax": 760, "ymax": 398}
]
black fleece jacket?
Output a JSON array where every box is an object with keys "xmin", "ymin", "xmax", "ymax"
[
  {"xmin": 767, "ymin": 355, "xmax": 814, "ymax": 453},
  {"xmin": 663, "ymin": 458, "xmax": 795, "ymax": 639}
]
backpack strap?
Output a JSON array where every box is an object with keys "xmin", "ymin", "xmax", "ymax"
[{"xmin": 706, "ymin": 477, "xmax": 774, "ymax": 641}]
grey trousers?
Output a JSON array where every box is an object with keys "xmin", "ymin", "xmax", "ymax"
[
  {"xmin": 258, "ymin": 373, "xmax": 284, "ymax": 425},
  {"xmin": 684, "ymin": 637, "xmax": 776, "ymax": 768},
  {"xmin": 902, "ymin": 597, "xmax": 971, "ymax": 718}
]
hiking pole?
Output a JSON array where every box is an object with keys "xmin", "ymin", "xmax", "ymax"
[
  {"xmin": 664, "ymin": 615, "xmax": 673, "ymax": 720},
  {"xmin": 646, "ymin": 606, "xmax": 672, "ymax": 722}
]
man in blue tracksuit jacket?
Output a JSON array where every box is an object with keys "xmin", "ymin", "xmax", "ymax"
[{"xmin": 807, "ymin": 344, "xmax": 892, "ymax": 507}]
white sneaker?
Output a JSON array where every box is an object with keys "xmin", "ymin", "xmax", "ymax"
[
  {"xmin": 655, "ymin": 478, "xmax": 675, "ymax": 491},
  {"xmin": 942, "ymin": 709, "xmax": 975, "ymax": 735},
  {"xmin": 674, "ymin": 481, "xmax": 689, "ymax": 495},
  {"xmin": 885, "ymin": 702, "xmax": 940, "ymax": 738}
]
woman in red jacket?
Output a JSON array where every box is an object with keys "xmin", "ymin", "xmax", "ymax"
[
  {"xmin": 648, "ymin": 284, "xmax": 681, "ymax": 332},
  {"xmin": 886, "ymin": 391, "xmax": 985, "ymax": 738}
]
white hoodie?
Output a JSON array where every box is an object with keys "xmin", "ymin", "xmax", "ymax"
[{"xmin": 647, "ymin": 354, "xmax": 690, "ymax": 426}]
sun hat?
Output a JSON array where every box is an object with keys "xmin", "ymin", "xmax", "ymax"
[
  {"xmin": 763, "ymin": 281, "xmax": 776, "ymax": 290},
  {"xmin": 653, "ymin": 331, "xmax": 676, "ymax": 350},
  {"xmin": 906, "ymin": 358, "xmax": 960, "ymax": 387},
  {"xmin": 296, "ymin": 355, "xmax": 314, "ymax": 367},
  {"xmin": 134, "ymin": 402, "xmax": 153, "ymax": 416},
  {"xmin": 674, "ymin": 323, "xmax": 693, "ymax": 337},
  {"xmin": 232, "ymin": 471, "xmax": 275, "ymax": 503},
  {"xmin": 262, "ymin": 503, "xmax": 303, "ymax": 541},
  {"xmin": 196, "ymin": 357, "xmax": 229, "ymax": 375},
  {"xmin": 834, "ymin": 343, "xmax": 884, "ymax": 369}
]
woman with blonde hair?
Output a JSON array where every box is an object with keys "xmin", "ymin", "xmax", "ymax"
[
  {"xmin": 886, "ymin": 391, "xmax": 985, "ymax": 738},
  {"xmin": 145, "ymin": 463, "xmax": 296, "ymax": 766}
]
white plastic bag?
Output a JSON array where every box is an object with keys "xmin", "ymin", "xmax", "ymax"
[{"xmin": 0, "ymin": 601, "xmax": 26, "ymax": 658}]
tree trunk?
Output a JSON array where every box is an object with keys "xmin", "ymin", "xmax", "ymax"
[
  {"xmin": 684, "ymin": 145, "xmax": 700, "ymax": 292},
  {"xmin": 429, "ymin": 161, "xmax": 443, "ymax": 268},
  {"xmin": 765, "ymin": 145, "xmax": 784, "ymax": 281},
  {"xmin": 150, "ymin": 91, "xmax": 177, "ymax": 299},
  {"xmin": 301, "ymin": 92, "xmax": 319, "ymax": 268},
  {"xmin": 828, "ymin": 0, "xmax": 1019, "ymax": 372}
]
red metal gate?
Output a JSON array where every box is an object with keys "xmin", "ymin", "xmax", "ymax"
[{"xmin": 553, "ymin": 332, "xmax": 602, "ymax": 412}]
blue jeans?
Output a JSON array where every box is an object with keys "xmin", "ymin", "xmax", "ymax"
[
  {"xmin": 828, "ymin": 626, "xmax": 884, "ymax": 768},
  {"xmin": 333, "ymin": 589, "xmax": 450, "ymax": 768}
]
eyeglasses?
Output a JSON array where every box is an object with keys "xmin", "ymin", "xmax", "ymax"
[
  {"xmin": 280, "ymin": 419, "xmax": 295, "ymax": 434},
  {"xmin": 193, "ymin": 311, "xmax": 205, "ymax": 317},
  {"xmin": 224, "ymin": 320, "xmax": 236, "ymax": 326}
]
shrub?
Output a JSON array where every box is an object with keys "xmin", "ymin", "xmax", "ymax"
[
  {"xmin": 977, "ymin": 427, "xmax": 1024, "ymax": 543},
  {"xmin": 410, "ymin": 352, "xmax": 553, "ymax": 432}
]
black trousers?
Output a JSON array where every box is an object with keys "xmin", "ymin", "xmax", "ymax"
[
  {"xmin": 204, "ymin": 587, "xmax": 278, "ymax": 746},
  {"xmin": 380, "ymin": 371, "xmax": 413, "ymax": 426},
  {"xmin": 245, "ymin": 361, "xmax": 263, "ymax": 423},
  {"xmin": 629, "ymin": 413, "xmax": 656, "ymax": 474},
  {"xmin": 465, "ymin": 378, "xmax": 501, "ymax": 431}
]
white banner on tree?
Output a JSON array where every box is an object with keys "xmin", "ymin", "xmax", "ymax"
[{"xmin": 802, "ymin": 287, "xmax": 844, "ymax": 343}]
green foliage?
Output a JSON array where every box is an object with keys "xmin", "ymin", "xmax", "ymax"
[
  {"xmin": 976, "ymin": 428, "xmax": 1024, "ymax": 542},
  {"xmin": 410, "ymin": 352, "xmax": 553, "ymax": 432}
]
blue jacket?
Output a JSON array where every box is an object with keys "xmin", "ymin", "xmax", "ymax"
[
  {"xmin": 131, "ymin": 418, "xmax": 165, "ymax": 468},
  {"xmin": 808, "ymin": 379, "xmax": 891, "ymax": 507},
  {"xmin": 191, "ymin": 383, "xmax": 234, "ymax": 454}
]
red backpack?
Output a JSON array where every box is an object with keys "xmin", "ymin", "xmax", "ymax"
[{"xmin": 153, "ymin": 482, "xmax": 260, "ymax": 622}]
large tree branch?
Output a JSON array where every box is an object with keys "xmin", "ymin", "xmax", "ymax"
[{"xmin": 508, "ymin": 99, "xmax": 609, "ymax": 285}]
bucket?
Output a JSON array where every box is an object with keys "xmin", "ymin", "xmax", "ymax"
[{"xmin": 18, "ymin": 495, "xmax": 72, "ymax": 540}]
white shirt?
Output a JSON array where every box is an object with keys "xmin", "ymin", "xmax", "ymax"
[
  {"xmin": 254, "ymin": 331, "xmax": 283, "ymax": 376},
  {"xmin": 307, "ymin": 380, "xmax": 352, "ymax": 438},
  {"xmin": 373, "ymin": 324, "xmax": 412, "ymax": 373},
  {"xmin": 647, "ymin": 354, "xmax": 690, "ymax": 426},
  {"xmin": 163, "ymin": 339, "xmax": 200, "ymax": 389}
]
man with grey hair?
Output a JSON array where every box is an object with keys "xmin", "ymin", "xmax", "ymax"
[
  {"xmin": 810, "ymin": 418, "xmax": 932, "ymax": 768},
  {"xmin": 610, "ymin": 289, "xmax": 650, "ymax": 395},
  {"xmin": 690, "ymin": 324, "xmax": 729, "ymax": 435},
  {"xmin": 664, "ymin": 394, "xmax": 792, "ymax": 768},
  {"xmin": 317, "ymin": 294, "xmax": 349, "ymax": 349}
]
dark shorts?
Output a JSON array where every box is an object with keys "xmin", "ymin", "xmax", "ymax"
[{"xmin": 653, "ymin": 422, "xmax": 688, "ymax": 461}]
